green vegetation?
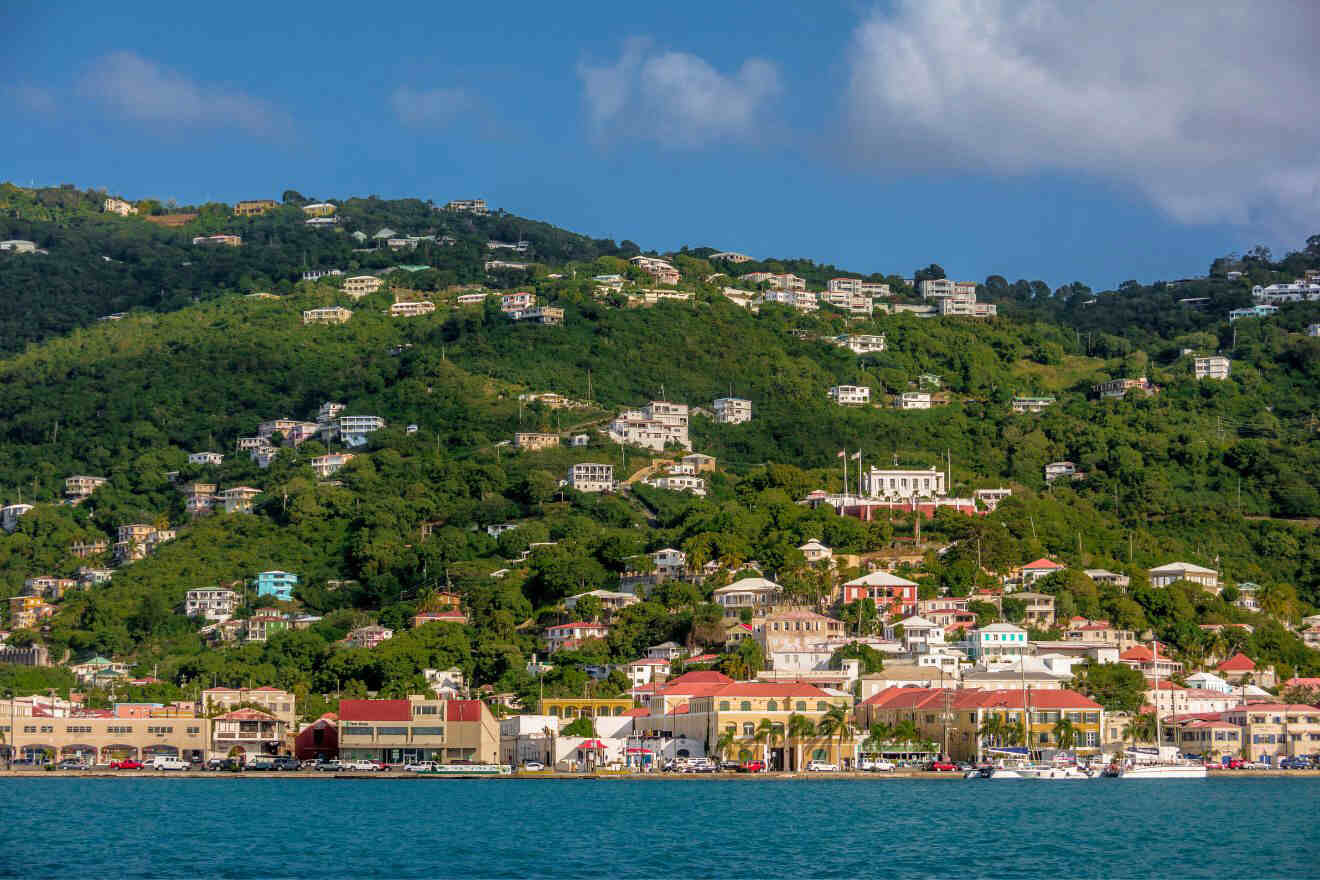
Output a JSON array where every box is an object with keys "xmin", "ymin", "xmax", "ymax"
[{"xmin": 1, "ymin": 184, "xmax": 1318, "ymax": 705}]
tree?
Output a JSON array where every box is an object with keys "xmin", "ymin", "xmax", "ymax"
[
  {"xmin": 1052, "ymin": 717, "xmax": 1078, "ymax": 752},
  {"xmin": 815, "ymin": 704, "xmax": 851, "ymax": 767},
  {"xmin": 978, "ymin": 713, "xmax": 1006, "ymax": 752},
  {"xmin": 1122, "ymin": 712, "xmax": 1156, "ymax": 746},
  {"xmin": 561, "ymin": 715, "xmax": 596, "ymax": 738},
  {"xmin": 788, "ymin": 713, "xmax": 817, "ymax": 771},
  {"xmin": 715, "ymin": 727, "xmax": 737, "ymax": 762},
  {"xmin": 830, "ymin": 641, "xmax": 884, "ymax": 674},
  {"xmin": 1071, "ymin": 660, "xmax": 1146, "ymax": 713}
]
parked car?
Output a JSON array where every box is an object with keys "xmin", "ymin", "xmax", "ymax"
[
  {"xmin": 341, "ymin": 759, "xmax": 384, "ymax": 771},
  {"xmin": 806, "ymin": 760, "xmax": 839, "ymax": 772},
  {"xmin": 861, "ymin": 759, "xmax": 896, "ymax": 772},
  {"xmin": 926, "ymin": 760, "xmax": 957, "ymax": 772},
  {"xmin": 110, "ymin": 759, "xmax": 144, "ymax": 770},
  {"xmin": 738, "ymin": 760, "xmax": 766, "ymax": 773},
  {"xmin": 405, "ymin": 761, "xmax": 438, "ymax": 773},
  {"xmin": 272, "ymin": 756, "xmax": 301, "ymax": 771},
  {"xmin": 1244, "ymin": 761, "xmax": 1270, "ymax": 770},
  {"xmin": 56, "ymin": 758, "xmax": 89, "ymax": 771},
  {"xmin": 718, "ymin": 760, "xmax": 742, "ymax": 772},
  {"xmin": 150, "ymin": 756, "xmax": 189, "ymax": 771},
  {"xmin": 520, "ymin": 761, "xmax": 546, "ymax": 772},
  {"xmin": 314, "ymin": 759, "xmax": 343, "ymax": 772}
]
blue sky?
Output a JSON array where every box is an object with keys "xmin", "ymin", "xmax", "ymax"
[{"xmin": 4, "ymin": 0, "xmax": 1317, "ymax": 289}]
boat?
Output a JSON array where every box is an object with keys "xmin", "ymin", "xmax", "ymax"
[
  {"xmin": 1109, "ymin": 649, "xmax": 1206, "ymax": 779},
  {"xmin": 414, "ymin": 763, "xmax": 513, "ymax": 776},
  {"xmin": 970, "ymin": 748, "xmax": 1036, "ymax": 779}
]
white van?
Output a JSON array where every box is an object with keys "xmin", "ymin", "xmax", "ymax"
[{"xmin": 150, "ymin": 755, "xmax": 189, "ymax": 771}]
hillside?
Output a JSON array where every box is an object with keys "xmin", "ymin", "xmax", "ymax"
[{"xmin": 2, "ymin": 184, "xmax": 1320, "ymax": 713}]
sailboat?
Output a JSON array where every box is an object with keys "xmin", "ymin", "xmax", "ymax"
[{"xmin": 1111, "ymin": 642, "xmax": 1206, "ymax": 779}]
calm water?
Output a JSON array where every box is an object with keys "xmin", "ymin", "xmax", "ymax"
[{"xmin": 3, "ymin": 777, "xmax": 1319, "ymax": 878}]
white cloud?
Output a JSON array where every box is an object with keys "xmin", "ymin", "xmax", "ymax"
[
  {"xmin": 392, "ymin": 86, "xmax": 471, "ymax": 128},
  {"xmin": 844, "ymin": 1, "xmax": 1320, "ymax": 233},
  {"xmin": 579, "ymin": 39, "xmax": 781, "ymax": 147},
  {"xmin": 82, "ymin": 51, "xmax": 290, "ymax": 138}
]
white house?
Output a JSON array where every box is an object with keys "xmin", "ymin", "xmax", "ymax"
[
  {"xmin": 185, "ymin": 588, "xmax": 241, "ymax": 621},
  {"xmin": 1044, "ymin": 461, "xmax": 1077, "ymax": 482},
  {"xmin": 1193, "ymin": 356, "xmax": 1230, "ymax": 380},
  {"xmin": 566, "ymin": 462, "xmax": 615, "ymax": 493},
  {"xmin": 885, "ymin": 615, "xmax": 945, "ymax": 653},
  {"xmin": 828, "ymin": 385, "xmax": 871, "ymax": 406},
  {"xmin": 1148, "ymin": 561, "xmax": 1218, "ymax": 591},
  {"xmin": 544, "ymin": 622, "xmax": 610, "ymax": 653},
  {"xmin": 712, "ymin": 577, "xmax": 782, "ymax": 617},
  {"xmin": 1011, "ymin": 397, "xmax": 1056, "ymax": 413},
  {"xmin": 861, "ymin": 467, "xmax": 946, "ymax": 500},
  {"xmin": 832, "ymin": 334, "xmax": 886, "ymax": 355},
  {"xmin": 798, "ymin": 539, "xmax": 833, "ymax": 564},
  {"xmin": 965, "ymin": 623, "xmax": 1029, "ymax": 661},
  {"xmin": 712, "ymin": 397, "xmax": 753, "ymax": 424},
  {"xmin": 188, "ymin": 452, "xmax": 224, "ymax": 466},
  {"xmin": 898, "ymin": 392, "xmax": 932, "ymax": 410}
]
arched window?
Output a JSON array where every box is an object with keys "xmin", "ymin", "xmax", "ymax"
[
  {"xmin": 614, "ymin": 706, "xmax": 624, "ymax": 716},
  {"xmin": 796, "ymin": 701, "xmax": 807, "ymax": 711},
  {"xmin": 813, "ymin": 748, "xmax": 827, "ymax": 760},
  {"xmin": 767, "ymin": 700, "xmax": 778, "ymax": 711},
  {"xmin": 550, "ymin": 706, "xmax": 561, "ymax": 717},
  {"xmin": 742, "ymin": 723, "xmax": 755, "ymax": 737},
  {"xmin": 740, "ymin": 701, "xmax": 752, "ymax": 712},
  {"xmin": 564, "ymin": 707, "xmax": 577, "ymax": 719}
]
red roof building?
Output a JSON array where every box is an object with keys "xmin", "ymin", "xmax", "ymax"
[
  {"xmin": 1216, "ymin": 652, "xmax": 1256, "ymax": 673},
  {"xmin": 338, "ymin": 699, "xmax": 412, "ymax": 722}
]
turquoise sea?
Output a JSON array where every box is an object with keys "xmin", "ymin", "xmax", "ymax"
[{"xmin": 3, "ymin": 778, "xmax": 1319, "ymax": 878}]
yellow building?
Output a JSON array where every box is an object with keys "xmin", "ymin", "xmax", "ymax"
[
  {"xmin": 9, "ymin": 595, "xmax": 56, "ymax": 629},
  {"xmin": 234, "ymin": 199, "xmax": 279, "ymax": 216},
  {"xmin": 539, "ymin": 697, "xmax": 633, "ymax": 719},
  {"xmin": 858, "ymin": 687, "xmax": 1106, "ymax": 761},
  {"xmin": 301, "ymin": 202, "xmax": 337, "ymax": 217},
  {"xmin": 641, "ymin": 682, "xmax": 854, "ymax": 770}
]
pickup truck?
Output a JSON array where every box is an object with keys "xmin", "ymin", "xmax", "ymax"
[{"xmin": 341, "ymin": 759, "xmax": 384, "ymax": 771}]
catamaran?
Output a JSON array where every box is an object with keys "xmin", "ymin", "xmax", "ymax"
[{"xmin": 1108, "ymin": 643, "xmax": 1206, "ymax": 779}]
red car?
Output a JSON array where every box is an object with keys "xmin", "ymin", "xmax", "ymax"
[
  {"xmin": 738, "ymin": 760, "xmax": 766, "ymax": 773},
  {"xmin": 927, "ymin": 760, "xmax": 957, "ymax": 772},
  {"xmin": 111, "ymin": 759, "xmax": 144, "ymax": 770},
  {"xmin": 1224, "ymin": 758, "xmax": 1245, "ymax": 770}
]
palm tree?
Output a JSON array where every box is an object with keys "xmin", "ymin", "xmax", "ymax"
[
  {"xmin": 715, "ymin": 728, "xmax": 737, "ymax": 763},
  {"xmin": 1003, "ymin": 718, "xmax": 1026, "ymax": 747},
  {"xmin": 1122, "ymin": 712, "xmax": 1156, "ymax": 745},
  {"xmin": 788, "ymin": 713, "xmax": 816, "ymax": 771},
  {"xmin": 978, "ymin": 713, "xmax": 1005, "ymax": 755},
  {"xmin": 816, "ymin": 704, "xmax": 851, "ymax": 767},
  {"xmin": 753, "ymin": 718, "xmax": 776, "ymax": 767},
  {"xmin": 1052, "ymin": 717, "xmax": 1078, "ymax": 752}
]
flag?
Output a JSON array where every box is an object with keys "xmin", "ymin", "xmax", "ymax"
[
  {"xmin": 837, "ymin": 450, "xmax": 846, "ymax": 458},
  {"xmin": 850, "ymin": 451, "xmax": 861, "ymax": 460}
]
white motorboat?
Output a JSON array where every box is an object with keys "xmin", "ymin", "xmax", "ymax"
[
  {"xmin": 1020, "ymin": 764, "xmax": 1097, "ymax": 779},
  {"xmin": 1114, "ymin": 762, "xmax": 1207, "ymax": 779}
]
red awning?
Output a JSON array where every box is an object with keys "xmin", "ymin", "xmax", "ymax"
[{"xmin": 578, "ymin": 739, "xmax": 606, "ymax": 750}]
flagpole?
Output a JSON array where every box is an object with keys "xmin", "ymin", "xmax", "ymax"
[{"xmin": 842, "ymin": 451, "xmax": 848, "ymax": 504}]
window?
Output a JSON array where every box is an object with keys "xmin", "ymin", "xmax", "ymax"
[
  {"xmin": 65, "ymin": 725, "xmax": 92, "ymax": 734},
  {"xmin": 147, "ymin": 726, "xmax": 174, "ymax": 734},
  {"xmin": 23, "ymin": 726, "xmax": 36, "ymax": 734},
  {"xmin": 412, "ymin": 727, "xmax": 445, "ymax": 737},
  {"xmin": 796, "ymin": 701, "xmax": 806, "ymax": 711},
  {"xmin": 414, "ymin": 705, "xmax": 439, "ymax": 716},
  {"xmin": 719, "ymin": 701, "xmax": 730, "ymax": 711},
  {"xmin": 377, "ymin": 727, "xmax": 408, "ymax": 736},
  {"xmin": 740, "ymin": 701, "xmax": 752, "ymax": 712},
  {"xmin": 40, "ymin": 725, "xmax": 54, "ymax": 733},
  {"xmin": 812, "ymin": 749, "xmax": 827, "ymax": 760},
  {"xmin": 187, "ymin": 727, "xmax": 200, "ymax": 735},
  {"xmin": 743, "ymin": 723, "xmax": 755, "ymax": 737},
  {"xmin": 817, "ymin": 702, "xmax": 827, "ymax": 712},
  {"xmin": 767, "ymin": 701, "xmax": 778, "ymax": 711}
]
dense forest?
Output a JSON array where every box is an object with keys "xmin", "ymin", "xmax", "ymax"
[{"xmin": 2, "ymin": 184, "xmax": 1319, "ymax": 714}]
